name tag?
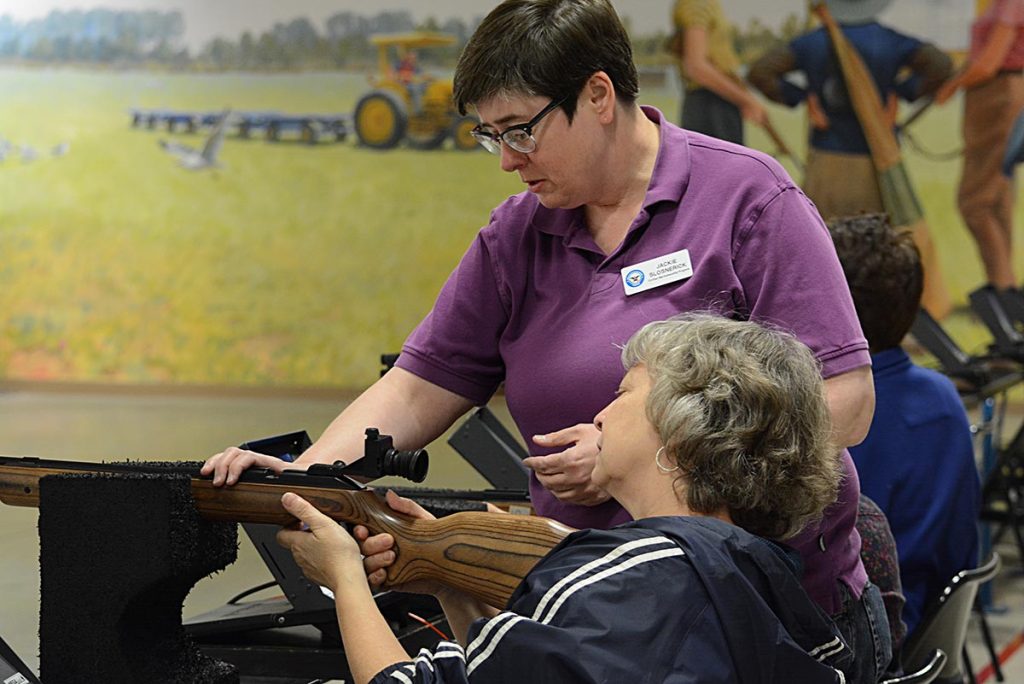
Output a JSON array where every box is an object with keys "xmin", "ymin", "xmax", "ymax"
[{"xmin": 620, "ymin": 249, "xmax": 693, "ymax": 296}]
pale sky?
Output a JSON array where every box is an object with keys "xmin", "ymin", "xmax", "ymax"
[{"xmin": 0, "ymin": 0, "xmax": 971, "ymax": 50}]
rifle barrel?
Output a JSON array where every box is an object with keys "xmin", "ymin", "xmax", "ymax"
[{"xmin": 0, "ymin": 456, "xmax": 573, "ymax": 607}]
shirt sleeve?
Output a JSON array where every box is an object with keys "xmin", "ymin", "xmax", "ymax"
[
  {"xmin": 395, "ymin": 227, "xmax": 509, "ymax": 405},
  {"xmin": 674, "ymin": 0, "xmax": 714, "ymax": 28},
  {"xmin": 733, "ymin": 186, "xmax": 870, "ymax": 379},
  {"xmin": 895, "ymin": 43, "xmax": 953, "ymax": 101},
  {"xmin": 748, "ymin": 43, "xmax": 807, "ymax": 107},
  {"xmin": 369, "ymin": 642, "xmax": 470, "ymax": 684},
  {"xmin": 994, "ymin": 0, "xmax": 1024, "ymax": 26}
]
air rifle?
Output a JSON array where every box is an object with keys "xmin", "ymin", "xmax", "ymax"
[{"xmin": 0, "ymin": 454, "xmax": 574, "ymax": 608}]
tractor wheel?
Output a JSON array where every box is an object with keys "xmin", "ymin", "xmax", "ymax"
[
  {"xmin": 406, "ymin": 126, "xmax": 448, "ymax": 150},
  {"xmin": 451, "ymin": 115, "xmax": 480, "ymax": 151},
  {"xmin": 406, "ymin": 109, "xmax": 449, "ymax": 150},
  {"xmin": 354, "ymin": 90, "xmax": 407, "ymax": 150}
]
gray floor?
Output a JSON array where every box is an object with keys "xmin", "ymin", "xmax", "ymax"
[
  {"xmin": 1, "ymin": 387, "xmax": 1023, "ymax": 682},
  {"xmin": 968, "ymin": 543, "xmax": 1024, "ymax": 684}
]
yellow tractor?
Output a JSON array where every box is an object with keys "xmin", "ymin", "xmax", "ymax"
[{"xmin": 353, "ymin": 32, "xmax": 479, "ymax": 151}]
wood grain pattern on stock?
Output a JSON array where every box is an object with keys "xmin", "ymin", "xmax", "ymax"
[
  {"xmin": 192, "ymin": 479, "xmax": 574, "ymax": 606},
  {"xmin": 0, "ymin": 458, "xmax": 575, "ymax": 608}
]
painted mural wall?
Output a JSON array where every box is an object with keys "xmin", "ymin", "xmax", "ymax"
[{"xmin": 0, "ymin": 0, "xmax": 994, "ymax": 388}]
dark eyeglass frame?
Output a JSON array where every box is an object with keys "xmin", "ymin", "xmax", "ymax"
[{"xmin": 471, "ymin": 96, "xmax": 568, "ymax": 154}]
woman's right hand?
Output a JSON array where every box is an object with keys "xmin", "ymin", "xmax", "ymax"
[
  {"xmin": 935, "ymin": 78, "xmax": 960, "ymax": 105},
  {"xmin": 200, "ymin": 447, "xmax": 298, "ymax": 486},
  {"xmin": 741, "ymin": 97, "xmax": 768, "ymax": 127},
  {"xmin": 355, "ymin": 490, "xmax": 448, "ymax": 595},
  {"xmin": 807, "ymin": 92, "xmax": 830, "ymax": 130}
]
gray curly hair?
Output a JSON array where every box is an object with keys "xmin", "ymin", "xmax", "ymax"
[{"xmin": 621, "ymin": 314, "xmax": 841, "ymax": 540}]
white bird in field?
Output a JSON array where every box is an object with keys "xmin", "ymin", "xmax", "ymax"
[
  {"xmin": 158, "ymin": 108, "xmax": 230, "ymax": 170},
  {"xmin": 51, "ymin": 142, "xmax": 70, "ymax": 157}
]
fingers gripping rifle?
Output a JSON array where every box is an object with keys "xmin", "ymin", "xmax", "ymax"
[{"xmin": 0, "ymin": 455, "xmax": 573, "ymax": 608}]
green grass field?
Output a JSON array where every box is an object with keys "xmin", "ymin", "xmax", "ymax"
[{"xmin": 0, "ymin": 66, "xmax": 1016, "ymax": 388}]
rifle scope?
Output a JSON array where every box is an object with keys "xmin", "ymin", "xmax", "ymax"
[{"xmin": 337, "ymin": 428, "xmax": 429, "ymax": 483}]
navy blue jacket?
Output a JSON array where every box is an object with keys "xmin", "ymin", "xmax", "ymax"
[{"xmin": 370, "ymin": 516, "xmax": 850, "ymax": 683}]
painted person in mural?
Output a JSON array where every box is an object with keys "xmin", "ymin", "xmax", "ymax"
[
  {"xmin": 204, "ymin": 0, "xmax": 885, "ymax": 678},
  {"xmin": 276, "ymin": 316, "xmax": 853, "ymax": 684},
  {"xmin": 669, "ymin": 0, "xmax": 768, "ymax": 143},
  {"xmin": 747, "ymin": 0, "xmax": 952, "ymax": 220},
  {"xmin": 936, "ymin": 0, "xmax": 1024, "ymax": 307}
]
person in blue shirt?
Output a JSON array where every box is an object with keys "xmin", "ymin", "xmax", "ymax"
[
  {"xmin": 828, "ymin": 213, "xmax": 980, "ymax": 636},
  {"xmin": 748, "ymin": 0, "xmax": 951, "ymax": 220}
]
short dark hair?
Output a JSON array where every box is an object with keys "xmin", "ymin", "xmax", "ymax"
[
  {"xmin": 453, "ymin": 0, "xmax": 639, "ymax": 120},
  {"xmin": 827, "ymin": 213, "xmax": 923, "ymax": 352}
]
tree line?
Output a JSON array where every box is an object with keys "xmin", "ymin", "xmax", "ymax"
[{"xmin": 0, "ymin": 8, "xmax": 808, "ymax": 71}]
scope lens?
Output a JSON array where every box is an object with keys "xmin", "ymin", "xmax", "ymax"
[{"xmin": 382, "ymin": 448, "xmax": 429, "ymax": 483}]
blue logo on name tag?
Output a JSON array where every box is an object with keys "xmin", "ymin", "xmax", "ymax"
[{"xmin": 625, "ymin": 270, "xmax": 645, "ymax": 288}]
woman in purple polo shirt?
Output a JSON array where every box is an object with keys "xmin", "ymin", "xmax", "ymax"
[{"xmin": 205, "ymin": 0, "xmax": 883, "ymax": 677}]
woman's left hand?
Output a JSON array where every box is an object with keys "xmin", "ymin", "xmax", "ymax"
[
  {"xmin": 276, "ymin": 492, "xmax": 364, "ymax": 591},
  {"xmin": 807, "ymin": 92, "xmax": 830, "ymax": 130},
  {"xmin": 525, "ymin": 423, "xmax": 610, "ymax": 506}
]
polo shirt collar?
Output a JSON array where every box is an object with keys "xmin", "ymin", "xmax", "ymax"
[
  {"xmin": 641, "ymin": 105, "xmax": 690, "ymax": 208},
  {"xmin": 869, "ymin": 347, "xmax": 912, "ymax": 378},
  {"xmin": 533, "ymin": 105, "xmax": 691, "ymax": 241}
]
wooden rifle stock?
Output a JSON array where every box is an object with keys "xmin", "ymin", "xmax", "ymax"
[{"xmin": 0, "ymin": 456, "xmax": 574, "ymax": 608}]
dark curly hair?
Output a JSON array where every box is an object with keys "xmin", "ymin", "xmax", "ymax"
[{"xmin": 827, "ymin": 213, "xmax": 923, "ymax": 352}]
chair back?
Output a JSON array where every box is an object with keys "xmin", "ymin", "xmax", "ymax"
[
  {"xmin": 900, "ymin": 554, "xmax": 1001, "ymax": 682},
  {"xmin": 882, "ymin": 650, "xmax": 947, "ymax": 684}
]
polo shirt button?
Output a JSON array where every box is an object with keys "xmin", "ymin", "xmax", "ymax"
[{"xmin": 818, "ymin": 535, "xmax": 826, "ymax": 552}]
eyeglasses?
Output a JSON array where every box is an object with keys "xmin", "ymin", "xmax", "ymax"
[{"xmin": 471, "ymin": 97, "xmax": 567, "ymax": 154}]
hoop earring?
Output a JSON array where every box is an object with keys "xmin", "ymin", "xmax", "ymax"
[{"xmin": 655, "ymin": 446, "xmax": 679, "ymax": 473}]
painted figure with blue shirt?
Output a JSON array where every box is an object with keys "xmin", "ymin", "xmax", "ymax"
[{"xmin": 748, "ymin": 0, "xmax": 951, "ymax": 219}]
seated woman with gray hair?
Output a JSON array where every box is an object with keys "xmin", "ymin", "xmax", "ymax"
[{"xmin": 277, "ymin": 315, "xmax": 857, "ymax": 683}]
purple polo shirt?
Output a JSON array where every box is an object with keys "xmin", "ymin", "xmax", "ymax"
[{"xmin": 397, "ymin": 107, "xmax": 869, "ymax": 614}]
